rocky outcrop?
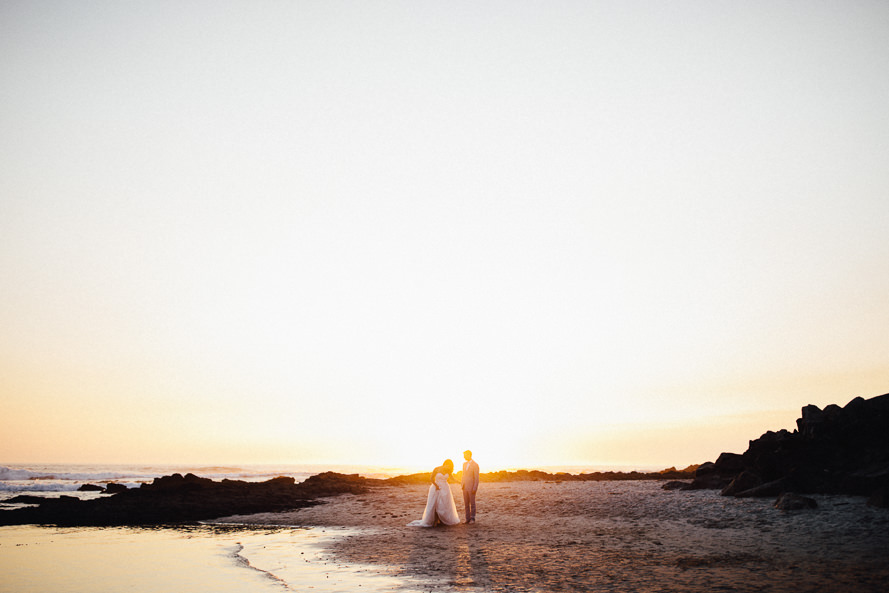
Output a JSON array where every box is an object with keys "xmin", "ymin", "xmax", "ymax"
[
  {"xmin": 774, "ymin": 493, "xmax": 817, "ymax": 510},
  {"xmin": 0, "ymin": 471, "xmax": 372, "ymax": 527},
  {"xmin": 720, "ymin": 470, "xmax": 763, "ymax": 496},
  {"xmin": 387, "ymin": 466, "xmax": 698, "ymax": 486},
  {"xmin": 867, "ymin": 487, "xmax": 889, "ymax": 508},
  {"xmin": 77, "ymin": 484, "xmax": 104, "ymax": 492},
  {"xmin": 685, "ymin": 392, "xmax": 889, "ymax": 500},
  {"xmin": 662, "ymin": 480, "xmax": 693, "ymax": 490},
  {"xmin": 682, "ymin": 453, "xmax": 746, "ymax": 491}
]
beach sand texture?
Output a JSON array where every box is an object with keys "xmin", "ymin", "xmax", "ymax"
[{"xmin": 217, "ymin": 480, "xmax": 889, "ymax": 592}]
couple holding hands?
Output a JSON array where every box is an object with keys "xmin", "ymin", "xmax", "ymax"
[{"xmin": 408, "ymin": 450, "xmax": 479, "ymax": 527}]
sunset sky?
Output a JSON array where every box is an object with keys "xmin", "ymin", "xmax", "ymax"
[{"xmin": 2, "ymin": 1, "xmax": 888, "ymax": 471}]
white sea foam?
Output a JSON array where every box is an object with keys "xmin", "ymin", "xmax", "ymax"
[
  {"xmin": 0, "ymin": 481, "xmax": 79, "ymax": 492},
  {"xmin": 0, "ymin": 465, "xmax": 152, "ymax": 482}
]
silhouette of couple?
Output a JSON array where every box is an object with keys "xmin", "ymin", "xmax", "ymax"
[{"xmin": 408, "ymin": 450, "xmax": 479, "ymax": 527}]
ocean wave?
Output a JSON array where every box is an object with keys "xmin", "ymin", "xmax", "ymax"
[
  {"xmin": 0, "ymin": 481, "xmax": 80, "ymax": 492},
  {"xmin": 0, "ymin": 466, "xmax": 42, "ymax": 481},
  {"xmin": 0, "ymin": 466, "xmax": 152, "ymax": 483},
  {"xmin": 0, "ymin": 481, "xmax": 143, "ymax": 492},
  {"xmin": 0, "ymin": 465, "xmax": 303, "ymax": 483}
]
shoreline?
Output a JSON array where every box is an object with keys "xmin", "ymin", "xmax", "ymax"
[{"xmin": 212, "ymin": 480, "xmax": 889, "ymax": 592}]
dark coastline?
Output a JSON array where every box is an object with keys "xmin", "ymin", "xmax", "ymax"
[
  {"xmin": 0, "ymin": 471, "xmax": 364, "ymax": 527},
  {"xmin": 0, "ymin": 466, "xmax": 696, "ymax": 527},
  {"xmin": 387, "ymin": 465, "xmax": 698, "ymax": 485}
]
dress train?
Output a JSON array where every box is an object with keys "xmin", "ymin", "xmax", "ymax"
[{"xmin": 407, "ymin": 472, "xmax": 460, "ymax": 527}]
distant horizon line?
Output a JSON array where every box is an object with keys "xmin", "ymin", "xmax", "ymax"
[{"xmin": 0, "ymin": 460, "xmax": 697, "ymax": 475}]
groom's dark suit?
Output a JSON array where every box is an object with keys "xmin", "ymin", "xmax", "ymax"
[{"xmin": 462, "ymin": 458, "xmax": 479, "ymax": 522}]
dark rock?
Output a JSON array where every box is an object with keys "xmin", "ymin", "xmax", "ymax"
[
  {"xmin": 143, "ymin": 473, "xmax": 206, "ymax": 492},
  {"xmin": 0, "ymin": 471, "xmax": 373, "ymax": 527},
  {"xmin": 385, "ymin": 466, "xmax": 697, "ymax": 486},
  {"xmin": 798, "ymin": 404, "xmax": 825, "ymax": 438},
  {"xmin": 657, "ymin": 465, "xmax": 700, "ymax": 480},
  {"xmin": 694, "ymin": 461, "xmax": 717, "ymax": 475},
  {"xmin": 688, "ymin": 472, "xmax": 727, "ymax": 490},
  {"xmin": 715, "ymin": 452, "xmax": 746, "ymax": 473},
  {"xmin": 693, "ymin": 392, "xmax": 889, "ymax": 498},
  {"xmin": 841, "ymin": 462, "xmax": 889, "ymax": 496},
  {"xmin": 687, "ymin": 459, "xmax": 739, "ymax": 490},
  {"xmin": 734, "ymin": 478, "xmax": 790, "ymax": 498},
  {"xmin": 774, "ymin": 493, "xmax": 817, "ymax": 510},
  {"xmin": 721, "ymin": 471, "xmax": 762, "ymax": 496},
  {"xmin": 662, "ymin": 481, "xmax": 693, "ymax": 491},
  {"xmin": 867, "ymin": 487, "xmax": 889, "ymax": 508},
  {"xmin": 297, "ymin": 472, "xmax": 367, "ymax": 496},
  {"xmin": 103, "ymin": 483, "xmax": 128, "ymax": 494},
  {"xmin": 78, "ymin": 484, "xmax": 104, "ymax": 492},
  {"xmin": 5, "ymin": 495, "xmax": 47, "ymax": 505}
]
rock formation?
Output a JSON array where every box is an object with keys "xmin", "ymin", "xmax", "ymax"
[
  {"xmin": 675, "ymin": 392, "xmax": 889, "ymax": 506},
  {"xmin": 76, "ymin": 484, "xmax": 104, "ymax": 492},
  {"xmin": 774, "ymin": 492, "xmax": 817, "ymax": 510},
  {"xmin": 386, "ymin": 466, "xmax": 697, "ymax": 486},
  {"xmin": 0, "ymin": 471, "xmax": 372, "ymax": 526},
  {"xmin": 103, "ymin": 483, "xmax": 128, "ymax": 494}
]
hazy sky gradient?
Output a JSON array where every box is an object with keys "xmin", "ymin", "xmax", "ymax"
[{"xmin": 2, "ymin": 1, "xmax": 888, "ymax": 469}]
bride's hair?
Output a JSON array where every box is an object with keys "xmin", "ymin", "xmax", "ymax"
[{"xmin": 443, "ymin": 459, "xmax": 454, "ymax": 471}]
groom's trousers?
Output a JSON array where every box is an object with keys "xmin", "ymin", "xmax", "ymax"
[{"xmin": 463, "ymin": 488, "xmax": 476, "ymax": 522}]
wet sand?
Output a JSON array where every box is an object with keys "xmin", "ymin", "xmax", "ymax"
[
  {"xmin": 218, "ymin": 480, "xmax": 889, "ymax": 592},
  {"xmin": 0, "ymin": 524, "xmax": 416, "ymax": 593}
]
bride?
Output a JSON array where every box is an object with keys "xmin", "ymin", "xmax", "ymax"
[{"xmin": 407, "ymin": 459, "xmax": 461, "ymax": 527}]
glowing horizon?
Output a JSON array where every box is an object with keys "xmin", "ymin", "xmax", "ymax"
[{"xmin": 1, "ymin": 3, "xmax": 887, "ymax": 471}]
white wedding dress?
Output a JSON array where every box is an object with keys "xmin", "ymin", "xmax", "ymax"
[{"xmin": 407, "ymin": 472, "xmax": 461, "ymax": 527}]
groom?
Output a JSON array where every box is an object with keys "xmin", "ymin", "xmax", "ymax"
[{"xmin": 462, "ymin": 450, "xmax": 479, "ymax": 524}]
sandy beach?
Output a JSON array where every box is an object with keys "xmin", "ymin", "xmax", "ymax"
[{"xmin": 215, "ymin": 480, "xmax": 889, "ymax": 592}]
